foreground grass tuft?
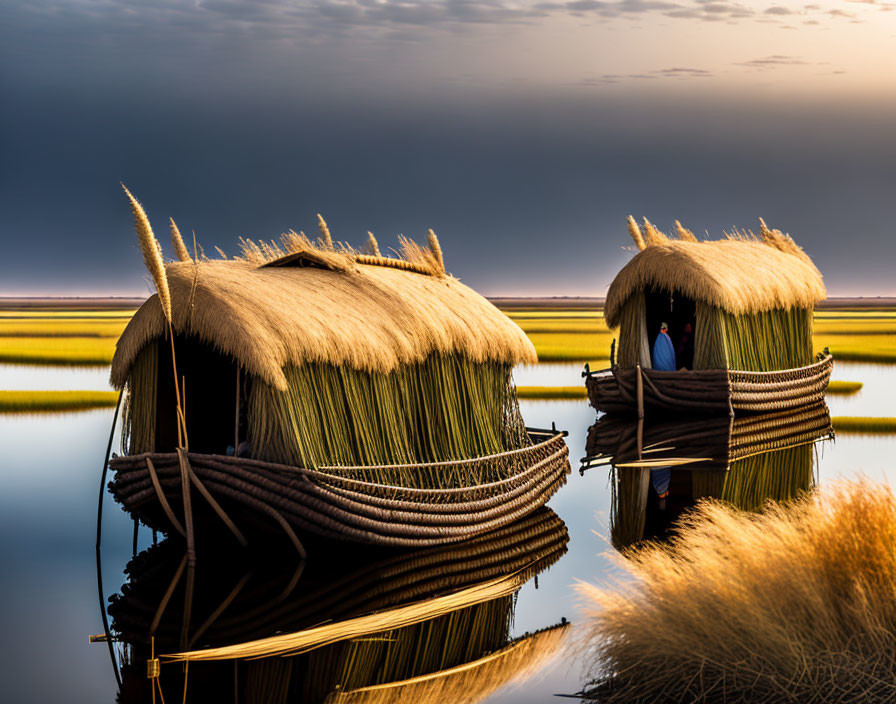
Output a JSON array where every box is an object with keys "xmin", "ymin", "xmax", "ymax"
[
  {"xmin": 577, "ymin": 479, "xmax": 896, "ymax": 703},
  {"xmin": 831, "ymin": 416, "xmax": 896, "ymax": 434},
  {"xmin": 0, "ymin": 390, "xmax": 119, "ymax": 413}
]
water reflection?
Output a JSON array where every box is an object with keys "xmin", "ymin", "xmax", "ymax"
[
  {"xmin": 584, "ymin": 404, "xmax": 834, "ymax": 551},
  {"xmin": 110, "ymin": 508, "xmax": 569, "ymax": 703}
]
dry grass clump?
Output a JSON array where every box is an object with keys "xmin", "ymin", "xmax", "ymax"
[
  {"xmin": 577, "ymin": 479, "xmax": 896, "ymax": 703},
  {"xmin": 234, "ymin": 217, "xmax": 446, "ymax": 276}
]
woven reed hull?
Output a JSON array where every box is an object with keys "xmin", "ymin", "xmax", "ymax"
[
  {"xmin": 111, "ymin": 507, "xmax": 568, "ymax": 650},
  {"xmin": 585, "ymin": 402, "xmax": 833, "ymax": 471},
  {"xmin": 108, "ymin": 430, "xmax": 570, "ymax": 548},
  {"xmin": 585, "ymin": 354, "xmax": 833, "ymax": 416}
]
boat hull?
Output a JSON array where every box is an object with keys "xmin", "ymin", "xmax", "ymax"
[
  {"xmin": 108, "ymin": 430, "xmax": 570, "ymax": 548},
  {"xmin": 585, "ymin": 354, "xmax": 833, "ymax": 416}
]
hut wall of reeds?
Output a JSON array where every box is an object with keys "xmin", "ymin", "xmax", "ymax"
[
  {"xmin": 112, "ymin": 236, "xmax": 537, "ymax": 468},
  {"xmin": 610, "ymin": 443, "xmax": 816, "ymax": 550},
  {"xmin": 607, "ymin": 220, "xmax": 826, "ymax": 372}
]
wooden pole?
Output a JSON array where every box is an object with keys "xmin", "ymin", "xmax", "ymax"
[
  {"xmin": 234, "ymin": 367, "xmax": 240, "ymax": 453},
  {"xmin": 177, "ymin": 449, "xmax": 196, "ymax": 566},
  {"xmin": 636, "ymin": 364, "xmax": 645, "ymax": 420},
  {"xmin": 636, "ymin": 364, "xmax": 645, "ymax": 460}
]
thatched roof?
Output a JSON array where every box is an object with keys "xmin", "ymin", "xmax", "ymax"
[
  {"xmin": 111, "ymin": 256, "xmax": 536, "ymax": 390},
  {"xmin": 604, "ymin": 218, "xmax": 826, "ymax": 328}
]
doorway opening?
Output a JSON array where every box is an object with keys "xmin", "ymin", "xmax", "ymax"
[
  {"xmin": 644, "ymin": 287, "xmax": 697, "ymax": 370},
  {"xmin": 154, "ymin": 335, "xmax": 250, "ymax": 454}
]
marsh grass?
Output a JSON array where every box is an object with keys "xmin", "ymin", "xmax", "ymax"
[
  {"xmin": 0, "ymin": 319, "xmax": 128, "ymax": 338},
  {"xmin": 826, "ymin": 380, "xmax": 863, "ymax": 394},
  {"xmin": 0, "ymin": 337, "xmax": 115, "ymax": 365},
  {"xmin": 0, "ymin": 390, "xmax": 119, "ymax": 412},
  {"xmin": 831, "ymin": 417, "xmax": 896, "ymax": 434},
  {"xmin": 578, "ymin": 479, "xmax": 896, "ymax": 703},
  {"xmin": 826, "ymin": 349, "xmax": 896, "ymax": 364},
  {"xmin": 524, "ymin": 332, "xmax": 612, "ymax": 363}
]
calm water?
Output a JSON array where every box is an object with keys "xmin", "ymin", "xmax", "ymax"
[{"xmin": 0, "ymin": 361, "xmax": 893, "ymax": 702}]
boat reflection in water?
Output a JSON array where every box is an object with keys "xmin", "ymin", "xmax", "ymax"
[
  {"xmin": 583, "ymin": 403, "xmax": 834, "ymax": 551},
  {"xmin": 109, "ymin": 507, "xmax": 569, "ymax": 703}
]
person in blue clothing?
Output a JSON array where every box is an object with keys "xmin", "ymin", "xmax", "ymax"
[{"xmin": 651, "ymin": 322, "xmax": 677, "ymax": 371}]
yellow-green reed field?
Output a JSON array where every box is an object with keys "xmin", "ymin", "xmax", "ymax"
[{"xmin": 0, "ymin": 302, "xmax": 893, "ymax": 422}]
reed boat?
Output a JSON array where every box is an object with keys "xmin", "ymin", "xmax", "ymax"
[
  {"xmin": 109, "ymin": 508, "xmax": 569, "ymax": 704},
  {"xmin": 581, "ymin": 404, "xmax": 833, "ymax": 550},
  {"xmin": 105, "ymin": 192, "xmax": 570, "ymax": 553},
  {"xmin": 584, "ymin": 352, "xmax": 833, "ymax": 416},
  {"xmin": 583, "ymin": 401, "xmax": 833, "ymax": 473},
  {"xmin": 585, "ymin": 216, "xmax": 832, "ymax": 416},
  {"xmin": 108, "ymin": 427, "xmax": 570, "ymax": 550}
]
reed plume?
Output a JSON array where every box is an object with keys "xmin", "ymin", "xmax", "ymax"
[
  {"xmin": 317, "ymin": 214, "xmax": 333, "ymax": 249},
  {"xmin": 674, "ymin": 219, "xmax": 698, "ymax": 242},
  {"xmin": 366, "ymin": 231, "xmax": 381, "ymax": 257},
  {"xmin": 121, "ymin": 184, "xmax": 172, "ymax": 322},
  {"xmin": 626, "ymin": 215, "xmax": 646, "ymax": 251},
  {"xmin": 427, "ymin": 229, "xmax": 445, "ymax": 274},
  {"xmin": 641, "ymin": 217, "xmax": 669, "ymax": 247},
  {"xmin": 169, "ymin": 218, "xmax": 192, "ymax": 262}
]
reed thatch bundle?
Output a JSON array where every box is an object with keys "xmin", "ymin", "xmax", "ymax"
[
  {"xmin": 113, "ymin": 257, "xmax": 534, "ymax": 391},
  {"xmin": 607, "ymin": 219, "xmax": 825, "ymax": 327},
  {"xmin": 248, "ymin": 356, "xmax": 527, "ymax": 468}
]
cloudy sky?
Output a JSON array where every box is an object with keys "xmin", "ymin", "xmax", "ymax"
[{"xmin": 1, "ymin": 0, "xmax": 894, "ymax": 296}]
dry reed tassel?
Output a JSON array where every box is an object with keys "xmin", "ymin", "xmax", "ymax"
[
  {"xmin": 641, "ymin": 218, "xmax": 669, "ymax": 247},
  {"xmin": 427, "ymin": 229, "xmax": 445, "ymax": 274},
  {"xmin": 367, "ymin": 231, "xmax": 381, "ymax": 257},
  {"xmin": 317, "ymin": 214, "xmax": 333, "ymax": 249},
  {"xmin": 674, "ymin": 219, "xmax": 698, "ymax": 242},
  {"xmin": 121, "ymin": 185, "xmax": 187, "ymax": 448},
  {"xmin": 169, "ymin": 218, "xmax": 192, "ymax": 262},
  {"xmin": 122, "ymin": 184, "xmax": 172, "ymax": 322},
  {"xmin": 626, "ymin": 215, "xmax": 646, "ymax": 251}
]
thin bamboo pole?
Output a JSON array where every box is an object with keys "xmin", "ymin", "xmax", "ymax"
[{"xmin": 95, "ymin": 390, "xmax": 123, "ymax": 691}]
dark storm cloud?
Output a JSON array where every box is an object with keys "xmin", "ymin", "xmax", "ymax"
[{"xmin": 0, "ymin": 0, "xmax": 894, "ymax": 297}]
